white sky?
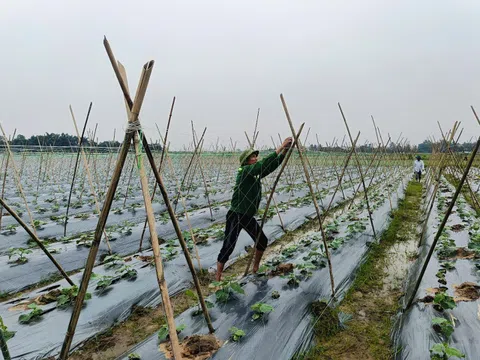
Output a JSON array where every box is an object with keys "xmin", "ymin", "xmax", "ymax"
[{"xmin": 1, "ymin": 0, "xmax": 479, "ymax": 150}]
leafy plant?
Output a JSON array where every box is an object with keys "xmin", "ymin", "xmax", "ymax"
[
  {"xmin": 209, "ymin": 276, "xmax": 245, "ymax": 303},
  {"xmin": 3, "ymin": 224, "xmax": 18, "ymax": 235},
  {"xmin": 158, "ymin": 323, "xmax": 186, "ymax": 342},
  {"xmin": 8, "ymin": 247, "xmax": 32, "ymax": 264},
  {"xmin": 74, "ymin": 213, "xmax": 90, "ymax": 220},
  {"xmin": 430, "ymin": 343, "xmax": 465, "ymax": 359},
  {"xmin": 128, "ymin": 353, "xmax": 141, "ymax": 360},
  {"xmin": 251, "ymin": 302, "xmax": 274, "ymax": 320},
  {"xmin": 229, "ymin": 327, "xmax": 246, "ymax": 342},
  {"xmin": 115, "ymin": 265, "xmax": 138, "ymax": 280},
  {"xmin": 0, "ymin": 316, "xmax": 15, "ymax": 341},
  {"xmin": 76, "ymin": 233, "xmax": 94, "ymax": 247},
  {"xmin": 18, "ymin": 303, "xmax": 43, "ymax": 324},
  {"xmin": 185, "ymin": 289, "xmax": 214, "ymax": 316},
  {"xmin": 432, "ymin": 317, "xmax": 454, "ymax": 338},
  {"xmin": 433, "ymin": 292, "xmax": 456, "ymax": 311},
  {"xmin": 281, "ymin": 245, "xmax": 299, "ymax": 258},
  {"xmin": 57, "ymin": 286, "xmax": 92, "ymax": 307},
  {"xmin": 103, "ymin": 254, "xmax": 124, "ymax": 268},
  {"xmin": 271, "ymin": 290, "xmax": 280, "ymax": 299},
  {"xmin": 33, "ymin": 219, "xmax": 46, "ymax": 230},
  {"xmin": 281, "ymin": 271, "xmax": 300, "ymax": 286},
  {"xmin": 92, "ymin": 274, "xmax": 114, "ymax": 290}
]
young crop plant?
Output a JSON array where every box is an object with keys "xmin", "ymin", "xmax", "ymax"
[
  {"xmin": 128, "ymin": 353, "xmax": 141, "ymax": 360},
  {"xmin": 229, "ymin": 327, "xmax": 246, "ymax": 342},
  {"xmin": 3, "ymin": 224, "xmax": 18, "ymax": 235},
  {"xmin": 18, "ymin": 303, "xmax": 43, "ymax": 324},
  {"xmin": 76, "ymin": 233, "xmax": 94, "ymax": 247},
  {"xmin": 57, "ymin": 286, "xmax": 92, "ymax": 307},
  {"xmin": 115, "ymin": 265, "xmax": 138, "ymax": 280},
  {"xmin": 251, "ymin": 302, "xmax": 274, "ymax": 321},
  {"xmin": 185, "ymin": 289, "xmax": 214, "ymax": 316},
  {"xmin": 33, "ymin": 219, "xmax": 46, "ymax": 230},
  {"xmin": 433, "ymin": 292, "xmax": 456, "ymax": 312},
  {"xmin": 103, "ymin": 254, "xmax": 125, "ymax": 268},
  {"xmin": 281, "ymin": 271, "xmax": 300, "ymax": 286},
  {"xmin": 431, "ymin": 317, "xmax": 455, "ymax": 339},
  {"xmin": 92, "ymin": 274, "xmax": 115, "ymax": 290},
  {"xmin": 0, "ymin": 316, "xmax": 15, "ymax": 341},
  {"xmin": 429, "ymin": 343, "xmax": 465, "ymax": 359},
  {"xmin": 8, "ymin": 247, "xmax": 33, "ymax": 264},
  {"xmin": 209, "ymin": 276, "xmax": 245, "ymax": 303},
  {"xmin": 74, "ymin": 213, "xmax": 90, "ymax": 220},
  {"xmin": 158, "ymin": 324, "xmax": 186, "ymax": 342}
]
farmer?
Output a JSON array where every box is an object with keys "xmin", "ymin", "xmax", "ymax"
[
  {"xmin": 414, "ymin": 155, "xmax": 425, "ymax": 181},
  {"xmin": 216, "ymin": 137, "xmax": 293, "ymax": 281}
]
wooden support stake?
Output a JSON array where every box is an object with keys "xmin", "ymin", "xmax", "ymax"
[{"xmin": 281, "ymin": 94, "xmax": 336, "ymax": 296}]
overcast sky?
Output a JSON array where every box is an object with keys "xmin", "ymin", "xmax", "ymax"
[{"xmin": 1, "ymin": 1, "xmax": 479, "ymax": 150}]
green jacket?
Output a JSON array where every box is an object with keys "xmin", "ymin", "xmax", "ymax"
[{"xmin": 230, "ymin": 152, "xmax": 285, "ymax": 216}]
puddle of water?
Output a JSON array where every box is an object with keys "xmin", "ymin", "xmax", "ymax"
[{"xmin": 382, "ymin": 236, "xmax": 418, "ymax": 293}]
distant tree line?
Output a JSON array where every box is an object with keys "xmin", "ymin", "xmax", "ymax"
[
  {"xmin": 0, "ymin": 132, "xmax": 162, "ymax": 152},
  {"xmin": 417, "ymin": 140, "xmax": 475, "ymax": 153},
  {"xmin": 308, "ymin": 142, "xmax": 416, "ymax": 153}
]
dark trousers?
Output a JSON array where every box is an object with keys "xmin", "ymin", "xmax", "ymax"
[
  {"xmin": 415, "ymin": 170, "xmax": 422, "ymax": 181},
  {"xmin": 217, "ymin": 210, "xmax": 268, "ymax": 264}
]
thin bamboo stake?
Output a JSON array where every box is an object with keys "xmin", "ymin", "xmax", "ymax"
[
  {"xmin": 0, "ymin": 131, "xmax": 15, "ymax": 228},
  {"xmin": 64, "ymin": 104, "xmax": 91, "ymax": 236},
  {"xmin": 337, "ymin": 103, "xmax": 377, "ymax": 239},
  {"xmin": 70, "ymin": 106, "xmax": 112, "ymax": 253},
  {"xmin": 139, "ymin": 98, "xmax": 175, "ymax": 247},
  {"xmin": 58, "ymin": 54, "xmax": 152, "ymax": 359},
  {"xmin": 406, "ymin": 133, "xmax": 480, "ymax": 309},
  {"xmin": 117, "ymin": 61, "xmax": 182, "ymax": 359},
  {"xmin": 281, "ymin": 94, "xmax": 335, "ymax": 296},
  {"xmin": 0, "ymin": 197, "xmax": 75, "ymax": 286}
]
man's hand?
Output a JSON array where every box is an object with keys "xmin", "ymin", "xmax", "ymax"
[
  {"xmin": 276, "ymin": 137, "xmax": 293, "ymax": 155},
  {"xmin": 282, "ymin": 137, "xmax": 293, "ymax": 149}
]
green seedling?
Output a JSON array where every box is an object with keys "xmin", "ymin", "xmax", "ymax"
[
  {"xmin": 103, "ymin": 254, "xmax": 124, "ymax": 268},
  {"xmin": 92, "ymin": 274, "xmax": 114, "ymax": 290},
  {"xmin": 431, "ymin": 317, "xmax": 454, "ymax": 338},
  {"xmin": 251, "ymin": 302, "xmax": 274, "ymax": 321},
  {"xmin": 128, "ymin": 353, "xmax": 141, "ymax": 360},
  {"xmin": 116, "ymin": 265, "xmax": 138, "ymax": 280},
  {"xmin": 185, "ymin": 289, "xmax": 214, "ymax": 316},
  {"xmin": 74, "ymin": 213, "xmax": 90, "ymax": 220},
  {"xmin": 229, "ymin": 327, "xmax": 246, "ymax": 342},
  {"xmin": 8, "ymin": 247, "xmax": 32, "ymax": 264},
  {"xmin": 433, "ymin": 292, "xmax": 456, "ymax": 311},
  {"xmin": 76, "ymin": 233, "xmax": 94, "ymax": 247},
  {"xmin": 18, "ymin": 303, "xmax": 43, "ymax": 324},
  {"xmin": 430, "ymin": 343, "xmax": 465, "ymax": 359},
  {"xmin": 0, "ymin": 316, "xmax": 15, "ymax": 341},
  {"xmin": 209, "ymin": 276, "xmax": 245, "ymax": 303},
  {"xmin": 271, "ymin": 291, "xmax": 280, "ymax": 299},
  {"xmin": 3, "ymin": 224, "xmax": 18, "ymax": 235},
  {"xmin": 33, "ymin": 219, "xmax": 46, "ymax": 230},
  {"xmin": 281, "ymin": 271, "xmax": 300, "ymax": 286},
  {"xmin": 281, "ymin": 245, "xmax": 299, "ymax": 258},
  {"xmin": 112, "ymin": 207, "xmax": 123, "ymax": 215},
  {"xmin": 158, "ymin": 323, "xmax": 186, "ymax": 342},
  {"xmin": 57, "ymin": 286, "xmax": 92, "ymax": 307}
]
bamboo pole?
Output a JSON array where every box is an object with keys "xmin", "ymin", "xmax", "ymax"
[
  {"xmin": 406, "ymin": 133, "xmax": 480, "ymax": 309},
  {"xmin": 0, "ymin": 197, "xmax": 75, "ymax": 286},
  {"xmin": 116, "ymin": 61, "xmax": 182, "ymax": 359},
  {"xmin": 281, "ymin": 94, "xmax": 335, "ymax": 296},
  {"xmin": 58, "ymin": 56, "xmax": 152, "ymax": 359},
  {"xmin": 69, "ymin": 106, "xmax": 112, "ymax": 253},
  {"xmin": 337, "ymin": 103, "xmax": 377, "ymax": 239},
  {"xmin": 0, "ymin": 131, "xmax": 15, "ymax": 229},
  {"xmin": 139, "ymin": 98, "xmax": 175, "ymax": 247},
  {"xmin": 64, "ymin": 104, "xmax": 91, "ymax": 236}
]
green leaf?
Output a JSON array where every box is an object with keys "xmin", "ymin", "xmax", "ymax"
[
  {"xmin": 19, "ymin": 314, "xmax": 31, "ymax": 324},
  {"xmin": 158, "ymin": 325, "xmax": 169, "ymax": 341},
  {"xmin": 252, "ymin": 313, "xmax": 261, "ymax": 320},
  {"xmin": 185, "ymin": 289, "xmax": 197, "ymax": 300},
  {"xmin": 259, "ymin": 304, "xmax": 274, "ymax": 313},
  {"xmin": 230, "ymin": 282, "xmax": 245, "ymax": 295},
  {"xmin": 56, "ymin": 295, "xmax": 70, "ymax": 306}
]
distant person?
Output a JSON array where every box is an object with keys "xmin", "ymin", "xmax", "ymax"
[
  {"xmin": 414, "ymin": 155, "xmax": 425, "ymax": 182},
  {"xmin": 216, "ymin": 137, "xmax": 293, "ymax": 281}
]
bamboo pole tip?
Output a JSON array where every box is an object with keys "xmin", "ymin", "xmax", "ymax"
[{"xmin": 144, "ymin": 60, "xmax": 155, "ymax": 70}]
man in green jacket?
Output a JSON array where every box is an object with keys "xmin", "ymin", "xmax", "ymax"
[{"xmin": 216, "ymin": 137, "xmax": 293, "ymax": 280}]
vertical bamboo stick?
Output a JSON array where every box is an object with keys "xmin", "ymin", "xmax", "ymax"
[{"xmin": 280, "ymin": 94, "xmax": 335, "ymax": 296}]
